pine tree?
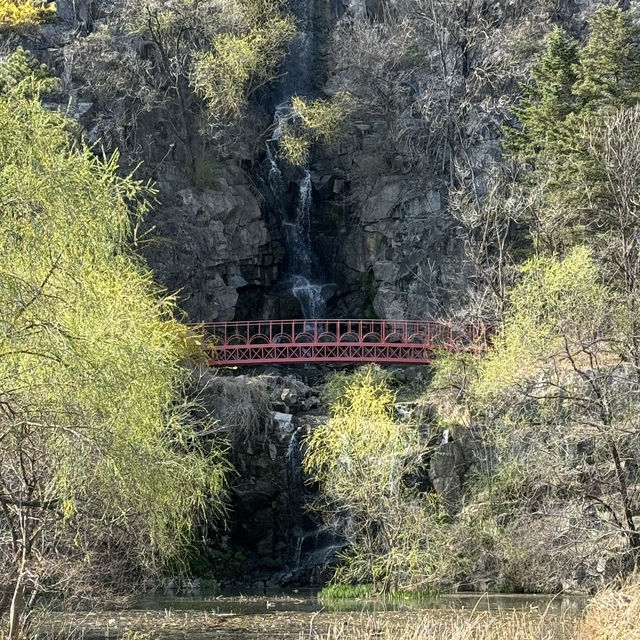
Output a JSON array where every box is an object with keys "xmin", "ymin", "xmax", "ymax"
[
  {"xmin": 574, "ymin": 7, "xmax": 640, "ymax": 109},
  {"xmin": 507, "ymin": 27, "xmax": 579, "ymax": 157},
  {"xmin": 0, "ymin": 47, "xmax": 58, "ymax": 97}
]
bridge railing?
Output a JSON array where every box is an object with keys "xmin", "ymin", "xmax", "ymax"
[{"xmin": 199, "ymin": 319, "xmax": 489, "ymax": 366}]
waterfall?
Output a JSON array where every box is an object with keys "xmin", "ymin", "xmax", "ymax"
[
  {"xmin": 266, "ymin": 102, "xmax": 288, "ymax": 193},
  {"xmin": 260, "ymin": 0, "xmax": 330, "ymax": 320},
  {"xmin": 285, "ymin": 426, "xmax": 304, "ymax": 570},
  {"xmin": 266, "ymin": 108, "xmax": 328, "ymax": 319},
  {"xmin": 291, "ymin": 171, "xmax": 326, "ymax": 318}
]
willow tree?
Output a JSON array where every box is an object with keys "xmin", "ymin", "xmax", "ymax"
[
  {"xmin": 0, "ymin": 78, "xmax": 227, "ymax": 638},
  {"xmin": 73, "ymin": 0, "xmax": 296, "ymax": 164},
  {"xmin": 474, "ymin": 248, "xmax": 640, "ymax": 566},
  {"xmin": 303, "ymin": 366, "xmax": 450, "ymax": 592},
  {"xmin": 0, "ymin": 0, "xmax": 55, "ymax": 32},
  {"xmin": 277, "ymin": 93, "xmax": 353, "ymax": 165}
]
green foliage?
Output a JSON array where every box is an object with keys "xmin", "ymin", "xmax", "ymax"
[
  {"xmin": 279, "ymin": 92, "xmax": 353, "ymax": 165},
  {"xmin": 318, "ymin": 582, "xmax": 439, "ymax": 602},
  {"xmin": 0, "ymin": 47, "xmax": 58, "ymax": 97},
  {"xmin": 509, "ymin": 8, "xmax": 640, "ymax": 157},
  {"xmin": 507, "ymin": 27, "xmax": 579, "ymax": 157},
  {"xmin": 318, "ymin": 583, "xmax": 374, "ymax": 600},
  {"xmin": 74, "ymin": 0, "xmax": 296, "ymax": 158},
  {"xmin": 319, "ymin": 364, "xmax": 393, "ymax": 413},
  {"xmin": 305, "ymin": 365, "xmax": 403, "ymax": 499},
  {"xmin": 293, "ymin": 93, "xmax": 352, "ymax": 141},
  {"xmin": 0, "ymin": 85, "xmax": 228, "ymax": 630},
  {"xmin": 434, "ymin": 5, "xmax": 640, "ymax": 593},
  {"xmin": 278, "ymin": 130, "xmax": 311, "ymax": 166},
  {"xmin": 575, "ymin": 6, "xmax": 640, "ymax": 109},
  {"xmin": 304, "ymin": 365, "xmax": 455, "ymax": 591},
  {"xmin": 476, "ymin": 246, "xmax": 611, "ymax": 397},
  {"xmin": 191, "ymin": 3, "xmax": 296, "ymax": 124},
  {"xmin": 0, "ymin": 0, "xmax": 56, "ymax": 32},
  {"xmin": 463, "ymin": 246, "xmax": 640, "ymax": 566}
]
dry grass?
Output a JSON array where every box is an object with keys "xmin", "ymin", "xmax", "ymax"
[
  {"xmin": 576, "ymin": 574, "xmax": 640, "ymax": 640},
  {"xmin": 305, "ymin": 609, "xmax": 573, "ymax": 640},
  {"xmin": 204, "ymin": 374, "xmax": 272, "ymax": 445},
  {"xmin": 307, "ymin": 577, "xmax": 640, "ymax": 640}
]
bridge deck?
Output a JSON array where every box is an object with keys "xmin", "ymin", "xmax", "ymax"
[{"xmin": 203, "ymin": 319, "xmax": 487, "ymax": 367}]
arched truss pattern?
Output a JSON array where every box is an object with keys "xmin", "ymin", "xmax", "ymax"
[{"xmin": 202, "ymin": 319, "xmax": 489, "ymax": 367}]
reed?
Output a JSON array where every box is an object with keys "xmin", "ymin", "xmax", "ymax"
[
  {"xmin": 576, "ymin": 574, "xmax": 640, "ymax": 640},
  {"xmin": 304, "ymin": 608, "xmax": 574, "ymax": 640}
]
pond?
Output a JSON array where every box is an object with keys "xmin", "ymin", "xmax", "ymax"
[{"xmin": 57, "ymin": 591, "xmax": 587, "ymax": 639}]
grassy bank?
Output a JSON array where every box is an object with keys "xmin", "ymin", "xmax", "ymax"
[
  {"xmin": 318, "ymin": 584, "xmax": 439, "ymax": 602},
  {"xmin": 311, "ymin": 576, "xmax": 640, "ymax": 640}
]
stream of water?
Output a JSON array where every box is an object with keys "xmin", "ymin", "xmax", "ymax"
[
  {"xmin": 263, "ymin": 0, "xmax": 329, "ymax": 319},
  {"xmin": 267, "ymin": 106, "xmax": 328, "ymax": 319}
]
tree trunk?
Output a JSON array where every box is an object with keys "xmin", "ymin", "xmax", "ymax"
[
  {"xmin": 8, "ymin": 568, "xmax": 25, "ymax": 640},
  {"xmin": 609, "ymin": 438, "xmax": 640, "ymax": 557}
]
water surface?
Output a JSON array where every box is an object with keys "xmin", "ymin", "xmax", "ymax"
[{"xmin": 106, "ymin": 591, "xmax": 586, "ymax": 639}]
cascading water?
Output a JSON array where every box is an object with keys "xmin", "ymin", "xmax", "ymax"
[
  {"xmin": 255, "ymin": 0, "xmax": 343, "ymax": 585},
  {"xmin": 266, "ymin": 106, "xmax": 328, "ymax": 319},
  {"xmin": 262, "ymin": 0, "xmax": 330, "ymax": 320},
  {"xmin": 291, "ymin": 171, "xmax": 327, "ymax": 318},
  {"xmin": 284, "ymin": 425, "xmax": 304, "ymax": 570}
]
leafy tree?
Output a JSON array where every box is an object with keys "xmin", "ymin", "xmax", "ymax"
[
  {"xmin": 277, "ymin": 92, "xmax": 353, "ymax": 165},
  {"xmin": 426, "ymin": 249, "xmax": 640, "ymax": 589},
  {"xmin": 474, "ymin": 248, "xmax": 640, "ymax": 563},
  {"xmin": 73, "ymin": 0, "xmax": 296, "ymax": 165},
  {"xmin": 304, "ymin": 365, "xmax": 450, "ymax": 592},
  {"xmin": 0, "ymin": 79, "xmax": 227, "ymax": 638},
  {"xmin": 0, "ymin": 0, "xmax": 55, "ymax": 32},
  {"xmin": 508, "ymin": 9, "xmax": 640, "ymax": 305},
  {"xmin": 191, "ymin": 3, "xmax": 296, "ymax": 126}
]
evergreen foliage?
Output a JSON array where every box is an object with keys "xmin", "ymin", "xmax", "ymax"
[
  {"xmin": 575, "ymin": 6, "xmax": 640, "ymax": 109},
  {"xmin": 0, "ymin": 47, "xmax": 58, "ymax": 97},
  {"xmin": 429, "ymin": 5, "xmax": 640, "ymax": 590},
  {"xmin": 508, "ymin": 7, "xmax": 640, "ymax": 156},
  {"xmin": 507, "ymin": 28, "xmax": 579, "ymax": 156}
]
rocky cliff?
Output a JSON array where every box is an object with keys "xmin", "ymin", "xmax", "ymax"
[{"xmin": 17, "ymin": 0, "xmax": 592, "ymax": 323}]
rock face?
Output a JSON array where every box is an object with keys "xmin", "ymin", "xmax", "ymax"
[
  {"xmin": 198, "ymin": 371, "xmax": 341, "ymax": 587},
  {"xmin": 143, "ymin": 164, "xmax": 282, "ymax": 322},
  {"xmin": 196, "ymin": 369, "xmax": 479, "ymax": 588},
  {"xmin": 19, "ymin": 0, "xmax": 594, "ymax": 325},
  {"xmin": 430, "ymin": 440, "xmax": 467, "ymax": 510}
]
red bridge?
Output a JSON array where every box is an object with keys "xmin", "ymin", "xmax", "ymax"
[{"xmin": 204, "ymin": 319, "xmax": 487, "ymax": 367}]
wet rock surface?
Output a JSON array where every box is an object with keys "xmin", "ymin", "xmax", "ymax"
[
  {"xmin": 198, "ymin": 371, "xmax": 339, "ymax": 588},
  {"xmin": 194, "ymin": 368, "xmax": 474, "ymax": 589}
]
